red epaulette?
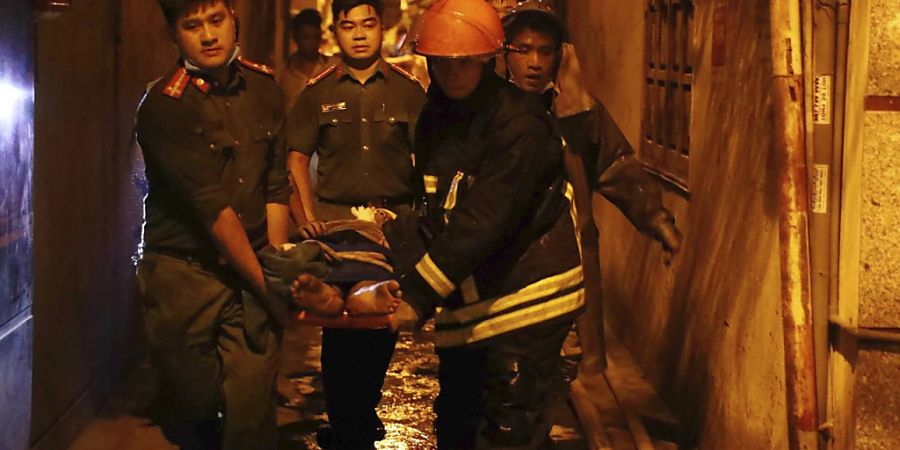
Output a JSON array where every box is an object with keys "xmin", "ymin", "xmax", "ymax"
[
  {"xmin": 237, "ymin": 56, "xmax": 275, "ymax": 76},
  {"xmin": 389, "ymin": 63, "xmax": 419, "ymax": 84},
  {"xmin": 307, "ymin": 65, "xmax": 338, "ymax": 87},
  {"xmin": 162, "ymin": 68, "xmax": 191, "ymax": 99}
]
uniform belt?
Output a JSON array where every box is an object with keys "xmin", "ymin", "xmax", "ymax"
[
  {"xmin": 319, "ymin": 195, "xmax": 413, "ymax": 209},
  {"xmin": 144, "ymin": 247, "xmax": 225, "ymax": 267}
]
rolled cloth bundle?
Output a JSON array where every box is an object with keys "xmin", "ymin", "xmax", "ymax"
[{"xmin": 257, "ymin": 218, "xmax": 399, "ymax": 328}]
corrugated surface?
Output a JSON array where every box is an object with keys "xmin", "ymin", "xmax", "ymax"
[
  {"xmin": 0, "ymin": 318, "xmax": 33, "ymax": 450},
  {"xmin": 0, "ymin": 0, "xmax": 34, "ymax": 329},
  {"xmin": 0, "ymin": 0, "xmax": 34, "ymax": 448},
  {"xmin": 31, "ymin": 1, "xmax": 165, "ymax": 445},
  {"xmin": 567, "ymin": 1, "xmax": 790, "ymax": 448},
  {"xmin": 855, "ymin": 349, "xmax": 900, "ymax": 449}
]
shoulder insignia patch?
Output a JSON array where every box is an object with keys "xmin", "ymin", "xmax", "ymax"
[
  {"xmin": 162, "ymin": 68, "xmax": 191, "ymax": 99},
  {"xmin": 307, "ymin": 65, "xmax": 337, "ymax": 87},
  {"xmin": 191, "ymin": 77, "xmax": 211, "ymax": 94},
  {"xmin": 238, "ymin": 56, "xmax": 275, "ymax": 76},
  {"xmin": 389, "ymin": 63, "xmax": 419, "ymax": 84}
]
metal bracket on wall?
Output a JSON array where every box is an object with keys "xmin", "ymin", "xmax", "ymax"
[
  {"xmin": 864, "ymin": 96, "xmax": 900, "ymax": 111},
  {"xmin": 830, "ymin": 315, "xmax": 900, "ymax": 346}
]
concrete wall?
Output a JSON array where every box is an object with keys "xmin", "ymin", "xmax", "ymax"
[
  {"xmin": 566, "ymin": 1, "xmax": 789, "ymax": 448},
  {"xmin": 858, "ymin": 0, "xmax": 900, "ymax": 328},
  {"xmin": 854, "ymin": 0, "xmax": 900, "ymax": 447},
  {"xmin": 30, "ymin": 2, "xmax": 171, "ymax": 448}
]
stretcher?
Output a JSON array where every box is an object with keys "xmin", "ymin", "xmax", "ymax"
[{"xmin": 295, "ymin": 310, "xmax": 391, "ymax": 329}]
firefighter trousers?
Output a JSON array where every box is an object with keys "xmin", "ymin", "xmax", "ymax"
[{"xmin": 435, "ymin": 318, "xmax": 573, "ymax": 450}]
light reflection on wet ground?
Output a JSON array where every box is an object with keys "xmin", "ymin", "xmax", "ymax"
[
  {"xmin": 69, "ymin": 320, "xmax": 583, "ymax": 449},
  {"xmin": 375, "ymin": 322, "xmax": 439, "ymax": 449},
  {"xmin": 277, "ymin": 323, "xmax": 439, "ymax": 449},
  {"xmin": 277, "ymin": 321, "xmax": 585, "ymax": 450}
]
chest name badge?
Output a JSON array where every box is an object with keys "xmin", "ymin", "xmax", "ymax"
[{"xmin": 321, "ymin": 101, "xmax": 348, "ymax": 113}]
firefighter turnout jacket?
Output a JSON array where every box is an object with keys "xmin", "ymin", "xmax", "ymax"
[{"xmin": 389, "ymin": 71, "xmax": 585, "ymax": 348}]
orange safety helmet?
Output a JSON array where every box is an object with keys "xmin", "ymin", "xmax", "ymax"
[{"xmin": 413, "ymin": 0, "xmax": 505, "ymax": 58}]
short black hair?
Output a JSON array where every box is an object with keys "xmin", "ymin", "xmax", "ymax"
[
  {"xmin": 331, "ymin": 0, "xmax": 383, "ymax": 22},
  {"xmin": 291, "ymin": 8, "xmax": 323, "ymax": 32},
  {"xmin": 158, "ymin": 0, "xmax": 233, "ymax": 28},
  {"xmin": 504, "ymin": 10, "xmax": 564, "ymax": 49}
]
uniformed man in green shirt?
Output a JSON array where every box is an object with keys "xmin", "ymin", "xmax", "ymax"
[
  {"xmin": 287, "ymin": 0, "xmax": 425, "ymax": 225},
  {"xmin": 134, "ymin": 0, "xmax": 290, "ymax": 448},
  {"xmin": 285, "ymin": 0, "xmax": 426, "ymax": 448}
]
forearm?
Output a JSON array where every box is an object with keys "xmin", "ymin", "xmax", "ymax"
[
  {"xmin": 208, "ymin": 207, "xmax": 266, "ymax": 296},
  {"xmin": 266, "ymin": 202, "xmax": 291, "ymax": 247},
  {"xmin": 289, "ymin": 176, "xmax": 309, "ymax": 225},
  {"xmin": 597, "ymin": 155, "xmax": 668, "ymax": 232},
  {"xmin": 288, "ymin": 151, "xmax": 317, "ymax": 222}
]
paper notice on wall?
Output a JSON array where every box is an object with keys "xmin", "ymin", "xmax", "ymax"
[
  {"xmin": 814, "ymin": 75, "xmax": 832, "ymax": 125},
  {"xmin": 811, "ymin": 164, "xmax": 829, "ymax": 214}
]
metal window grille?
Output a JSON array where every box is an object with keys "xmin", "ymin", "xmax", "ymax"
[{"xmin": 642, "ymin": 0, "xmax": 694, "ymax": 191}]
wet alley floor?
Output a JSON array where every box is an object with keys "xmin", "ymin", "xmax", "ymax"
[
  {"xmin": 69, "ymin": 322, "xmax": 589, "ymax": 450},
  {"xmin": 275, "ymin": 323, "xmax": 443, "ymax": 449}
]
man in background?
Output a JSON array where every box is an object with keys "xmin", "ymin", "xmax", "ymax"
[{"xmin": 278, "ymin": 8, "xmax": 339, "ymax": 111}]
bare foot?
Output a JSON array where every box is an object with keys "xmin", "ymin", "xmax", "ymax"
[
  {"xmin": 290, "ymin": 274, "xmax": 344, "ymax": 317},
  {"xmin": 345, "ymin": 280, "xmax": 402, "ymax": 316}
]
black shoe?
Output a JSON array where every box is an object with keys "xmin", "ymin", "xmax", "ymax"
[
  {"xmin": 315, "ymin": 423, "xmax": 334, "ymax": 449},
  {"xmin": 315, "ymin": 423, "xmax": 386, "ymax": 448}
]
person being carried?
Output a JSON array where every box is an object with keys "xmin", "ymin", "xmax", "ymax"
[{"xmin": 260, "ymin": 208, "xmax": 404, "ymax": 319}]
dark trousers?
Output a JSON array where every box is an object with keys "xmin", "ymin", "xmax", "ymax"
[
  {"xmin": 435, "ymin": 319, "xmax": 573, "ymax": 450},
  {"xmin": 137, "ymin": 252, "xmax": 279, "ymax": 450},
  {"xmin": 321, "ymin": 327, "xmax": 398, "ymax": 449}
]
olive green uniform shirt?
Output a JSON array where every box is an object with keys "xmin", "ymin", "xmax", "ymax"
[
  {"xmin": 136, "ymin": 60, "xmax": 291, "ymax": 260},
  {"xmin": 286, "ymin": 60, "xmax": 426, "ymax": 204}
]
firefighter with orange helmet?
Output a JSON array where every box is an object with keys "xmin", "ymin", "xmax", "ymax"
[{"xmin": 386, "ymin": 0, "xmax": 584, "ymax": 447}]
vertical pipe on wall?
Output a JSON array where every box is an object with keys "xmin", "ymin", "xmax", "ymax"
[
  {"xmin": 805, "ymin": 0, "xmax": 839, "ymax": 434},
  {"xmin": 830, "ymin": 1, "xmax": 849, "ymax": 318},
  {"xmin": 830, "ymin": 0, "xmax": 868, "ymax": 447},
  {"xmin": 769, "ymin": 1, "xmax": 820, "ymax": 449}
]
